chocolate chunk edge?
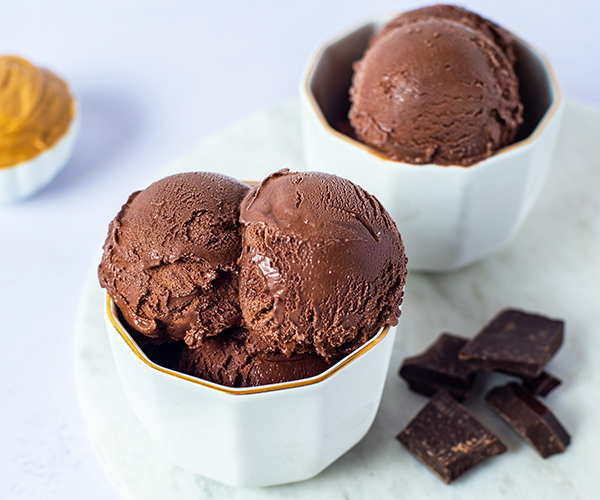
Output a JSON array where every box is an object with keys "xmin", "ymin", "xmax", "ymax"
[
  {"xmin": 399, "ymin": 333, "xmax": 476, "ymax": 401},
  {"xmin": 396, "ymin": 390, "xmax": 507, "ymax": 483},
  {"xmin": 485, "ymin": 382, "xmax": 570, "ymax": 458},
  {"xmin": 458, "ymin": 308, "xmax": 564, "ymax": 378}
]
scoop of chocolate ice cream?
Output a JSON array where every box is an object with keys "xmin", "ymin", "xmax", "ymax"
[
  {"xmin": 239, "ymin": 170, "xmax": 407, "ymax": 359},
  {"xmin": 374, "ymin": 5, "xmax": 517, "ymax": 64},
  {"xmin": 176, "ymin": 328, "xmax": 338, "ymax": 387},
  {"xmin": 349, "ymin": 4, "xmax": 523, "ymax": 166},
  {"xmin": 98, "ymin": 172, "xmax": 250, "ymax": 347}
]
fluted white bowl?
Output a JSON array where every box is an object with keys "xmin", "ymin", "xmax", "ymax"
[
  {"xmin": 300, "ymin": 17, "xmax": 563, "ymax": 272},
  {"xmin": 104, "ymin": 294, "xmax": 396, "ymax": 487}
]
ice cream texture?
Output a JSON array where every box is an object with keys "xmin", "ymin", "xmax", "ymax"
[
  {"xmin": 0, "ymin": 55, "xmax": 74, "ymax": 168},
  {"xmin": 100, "ymin": 170, "xmax": 407, "ymax": 386},
  {"xmin": 239, "ymin": 170, "xmax": 407, "ymax": 359},
  {"xmin": 348, "ymin": 5, "xmax": 523, "ymax": 166},
  {"xmin": 176, "ymin": 327, "xmax": 339, "ymax": 387},
  {"xmin": 98, "ymin": 172, "xmax": 250, "ymax": 347}
]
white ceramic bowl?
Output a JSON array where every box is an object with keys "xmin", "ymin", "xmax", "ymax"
[
  {"xmin": 104, "ymin": 294, "xmax": 396, "ymax": 487},
  {"xmin": 0, "ymin": 101, "xmax": 80, "ymax": 204},
  {"xmin": 300, "ymin": 17, "xmax": 563, "ymax": 272}
]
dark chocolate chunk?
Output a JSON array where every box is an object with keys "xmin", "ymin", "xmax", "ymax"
[
  {"xmin": 485, "ymin": 382, "xmax": 570, "ymax": 458},
  {"xmin": 522, "ymin": 371, "xmax": 562, "ymax": 397},
  {"xmin": 399, "ymin": 333, "xmax": 476, "ymax": 400},
  {"xmin": 458, "ymin": 309, "xmax": 564, "ymax": 378},
  {"xmin": 397, "ymin": 390, "xmax": 507, "ymax": 483}
]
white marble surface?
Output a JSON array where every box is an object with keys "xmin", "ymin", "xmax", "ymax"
[
  {"xmin": 2, "ymin": 1, "xmax": 600, "ymax": 499},
  {"xmin": 75, "ymin": 99, "xmax": 600, "ymax": 499}
]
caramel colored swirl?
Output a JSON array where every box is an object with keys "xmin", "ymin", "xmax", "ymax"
[{"xmin": 0, "ymin": 56, "xmax": 74, "ymax": 168}]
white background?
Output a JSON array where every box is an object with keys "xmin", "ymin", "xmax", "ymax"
[{"xmin": 0, "ymin": 1, "xmax": 598, "ymax": 499}]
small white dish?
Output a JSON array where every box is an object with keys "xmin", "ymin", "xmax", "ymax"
[
  {"xmin": 300, "ymin": 17, "xmax": 563, "ymax": 272},
  {"xmin": 104, "ymin": 294, "xmax": 396, "ymax": 488},
  {"xmin": 0, "ymin": 101, "xmax": 80, "ymax": 204}
]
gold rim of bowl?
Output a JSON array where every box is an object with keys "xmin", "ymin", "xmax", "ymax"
[{"xmin": 106, "ymin": 293, "xmax": 391, "ymax": 396}]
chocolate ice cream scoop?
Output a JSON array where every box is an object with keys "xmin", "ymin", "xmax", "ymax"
[
  {"xmin": 349, "ymin": 4, "xmax": 523, "ymax": 166},
  {"xmin": 239, "ymin": 170, "xmax": 407, "ymax": 359},
  {"xmin": 98, "ymin": 172, "xmax": 250, "ymax": 347},
  {"xmin": 373, "ymin": 5, "xmax": 517, "ymax": 64}
]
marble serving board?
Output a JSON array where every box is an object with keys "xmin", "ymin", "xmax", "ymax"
[{"xmin": 75, "ymin": 99, "xmax": 600, "ymax": 500}]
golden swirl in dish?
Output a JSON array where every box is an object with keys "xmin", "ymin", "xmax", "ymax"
[{"xmin": 0, "ymin": 55, "xmax": 74, "ymax": 168}]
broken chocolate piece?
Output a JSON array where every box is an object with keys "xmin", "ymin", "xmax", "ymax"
[
  {"xmin": 397, "ymin": 390, "xmax": 507, "ymax": 483},
  {"xmin": 399, "ymin": 333, "xmax": 476, "ymax": 400},
  {"xmin": 485, "ymin": 382, "xmax": 570, "ymax": 458},
  {"xmin": 522, "ymin": 371, "xmax": 562, "ymax": 397},
  {"xmin": 458, "ymin": 309, "xmax": 564, "ymax": 378}
]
